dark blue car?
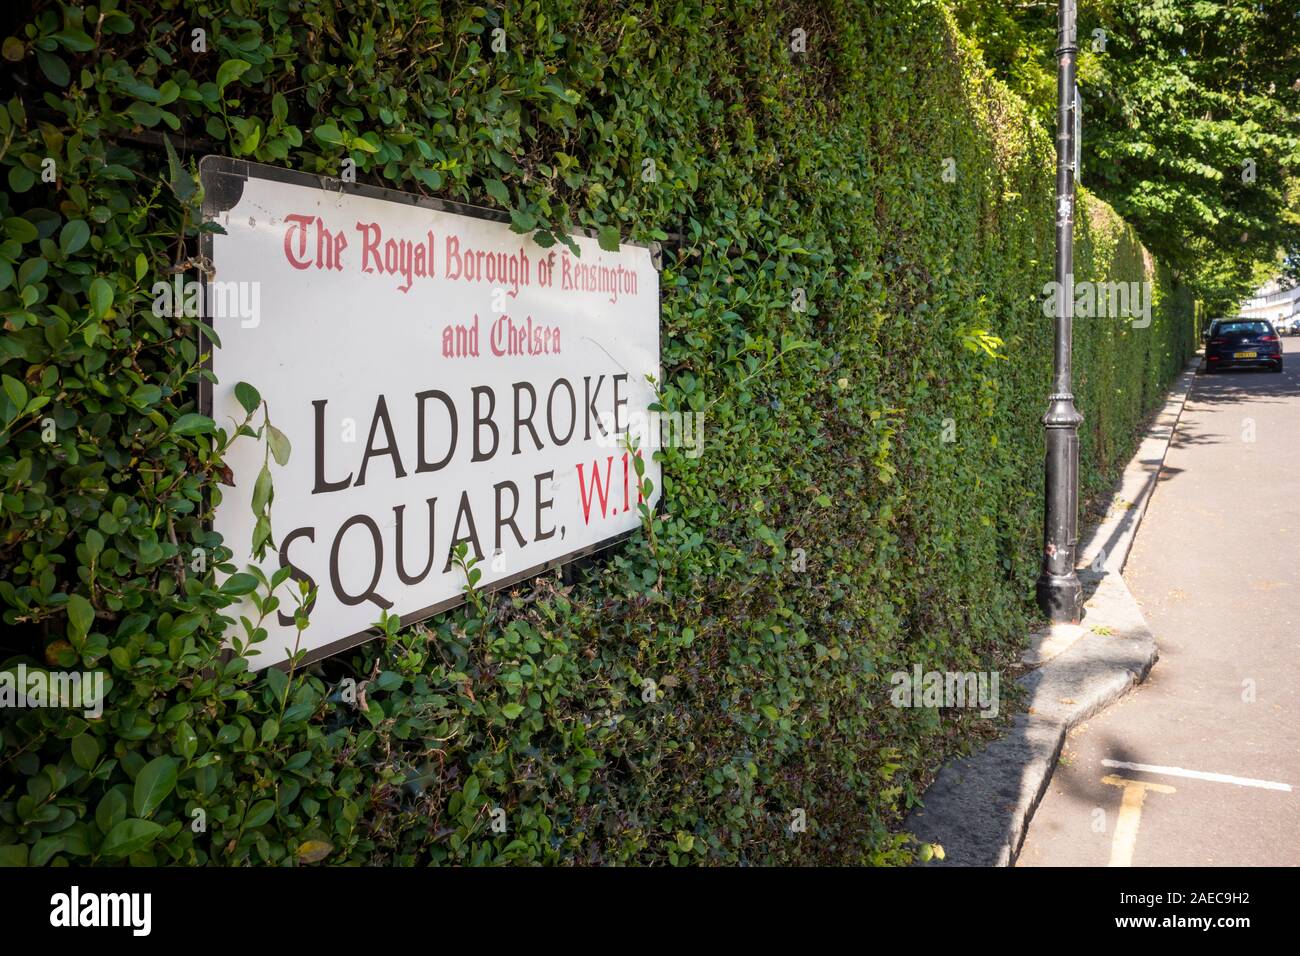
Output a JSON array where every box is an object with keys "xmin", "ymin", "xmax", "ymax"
[{"xmin": 1205, "ymin": 319, "xmax": 1283, "ymax": 373}]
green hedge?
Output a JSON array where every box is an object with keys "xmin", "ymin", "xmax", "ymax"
[{"xmin": 0, "ymin": 0, "xmax": 1195, "ymax": 866}]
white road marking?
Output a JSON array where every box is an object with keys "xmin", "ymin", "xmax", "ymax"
[{"xmin": 1101, "ymin": 759, "xmax": 1293, "ymax": 792}]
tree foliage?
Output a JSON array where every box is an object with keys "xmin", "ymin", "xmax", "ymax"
[{"xmin": 953, "ymin": 0, "xmax": 1300, "ymax": 313}]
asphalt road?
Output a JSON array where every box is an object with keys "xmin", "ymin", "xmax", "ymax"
[{"xmin": 1018, "ymin": 336, "xmax": 1300, "ymax": 867}]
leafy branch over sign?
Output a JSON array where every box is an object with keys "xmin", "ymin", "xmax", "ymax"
[{"xmin": 230, "ymin": 381, "xmax": 292, "ymax": 560}]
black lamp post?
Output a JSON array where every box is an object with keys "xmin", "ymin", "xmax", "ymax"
[{"xmin": 1036, "ymin": 0, "xmax": 1084, "ymax": 623}]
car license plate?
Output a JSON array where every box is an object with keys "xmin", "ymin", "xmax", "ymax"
[{"xmin": 1234, "ymin": 351, "xmax": 1257, "ymax": 359}]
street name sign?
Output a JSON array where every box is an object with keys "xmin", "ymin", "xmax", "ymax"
[{"xmin": 199, "ymin": 158, "xmax": 661, "ymax": 668}]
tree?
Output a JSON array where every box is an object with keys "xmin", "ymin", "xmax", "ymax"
[{"xmin": 953, "ymin": 0, "xmax": 1300, "ymax": 313}]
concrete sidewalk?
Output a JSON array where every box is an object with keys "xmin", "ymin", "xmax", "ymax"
[
  {"xmin": 904, "ymin": 359, "xmax": 1199, "ymax": 865},
  {"xmin": 1019, "ymin": 338, "xmax": 1300, "ymax": 866}
]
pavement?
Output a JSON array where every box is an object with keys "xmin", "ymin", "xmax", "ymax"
[
  {"xmin": 905, "ymin": 353, "xmax": 1199, "ymax": 865},
  {"xmin": 1018, "ymin": 336, "xmax": 1300, "ymax": 866}
]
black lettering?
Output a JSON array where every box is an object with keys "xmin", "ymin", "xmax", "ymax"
[
  {"xmin": 312, "ymin": 399, "xmax": 352, "ymax": 493},
  {"xmin": 494, "ymin": 481, "xmax": 526, "ymax": 550},
  {"xmin": 612, "ymin": 372, "xmax": 629, "ymax": 434},
  {"xmin": 416, "ymin": 389, "xmax": 457, "ymax": 472},
  {"xmin": 444, "ymin": 490, "xmax": 484, "ymax": 571},
  {"xmin": 547, "ymin": 378, "xmax": 576, "ymax": 446},
  {"xmin": 584, "ymin": 375, "xmax": 606, "ymax": 440},
  {"xmin": 471, "ymin": 386, "xmax": 499, "ymax": 462},
  {"xmin": 393, "ymin": 498, "xmax": 438, "ymax": 586},
  {"xmin": 329, "ymin": 514, "xmax": 392, "ymax": 608},
  {"xmin": 355, "ymin": 394, "xmax": 407, "ymax": 486},
  {"xmin": 534, "ymin": 470, "xmax": 555, "ymax": 542},
  {"xmin": 512, "ymin": 382, "xmax": 543, "ymax": 455}
]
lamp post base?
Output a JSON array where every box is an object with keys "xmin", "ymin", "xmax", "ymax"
[{"xmin": 1036, "ymin": 569, "xmax": 1083, "ymax": 624}]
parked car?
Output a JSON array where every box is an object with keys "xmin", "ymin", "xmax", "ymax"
[
  {"xmin": 1204, "ymin": 319, "xmax": 1283, "ymax": 373},
  {"xmin": 1287, "ymin": 315, "xmax": 1300, "ymax": 336}
]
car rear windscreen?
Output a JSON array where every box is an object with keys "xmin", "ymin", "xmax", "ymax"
[{"xmin": 1214, "ymin": 321, "xmax": 1270, "ymax": 336}]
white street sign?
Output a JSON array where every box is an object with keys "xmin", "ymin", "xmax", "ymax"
[{"xmin": 200, "ymin": 159, "xmax": 661, "ymax": 669}]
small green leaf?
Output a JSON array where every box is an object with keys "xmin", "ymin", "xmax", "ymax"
[
  {"xmin": 36, "ymin": 50, "xmax": 69, "ymax": 86},
  {"xmin": 60, "ymin": 219, "xmax": 90, "ymax": 255},
  {"xmin": 597, "ymin": 225, "xmax": 621, "ymax": 252},
  {"xmin": 127, "ymin": 101, "xmax": 164, "ymax": 127},
  {"xmin": 52, "ymin": 29, "xmax": 95, "ymax": 53},
  {"xmin": 244, "ymin": 799, "xmax": 276, "ymax": 828},
  {"xmin": 3, "ymin": 217, "xmax": 37, "ymax": 244},
  {"xmin": 0, "ymin": 844, "xmax": 28, "ymax": 867},
  {"xmin": 313, "ymin": 123, "xmax": 344, "ymax": 146},
  {"xmin": 8, "ymin": 165, "xmax": 35, "ymax": 193},
  {"xmin": 175, "ymin": 721, "xmax": 198, "ymax": 761},
  {"xmin": 66, "ymin": 593, "xmax": 94, "ymax": 643},
  {"xmin": 266, "ymin": 423, "xmax": 292, "ymax": 465},
  {"xmin": 72, "ymin": 733, "xmax": 100, "ymax": 771},
  {"xmin": 132, "ymin": 756, "xmax": 179, "ymax": 818},
  {"xmin": 484, "ymin": 178, "xmax": 510, "ymax": 205},
  {"xmin": 172, "ymin": 413, "xmax": 215, "ymax": 436},
  {"xmin": 234, "ymin": 381, "xmax": 261, "ymax": 415},
  {"xmin": 163, "ymin": 135, "xmax": 196, "ymax": 202},
  {"xmin": 501, "ymin": 702, "xmax": 525, "ymax": 719},
  {"xmin": 216, "ymin": 58, "xmax": 252, "ymax": 91},
  {"xmin": 252, "ymin": 464, "xmax": 273, "ymax": 514},
  {"xmin": 95, "ymin": 789, "xmax": 127, "ymax": 835},
  {"xmin": 2, "ymin": 374, "xmax": 27, "ymax": 410},
  {"xmin": 100, "ymin": 819, "xmax": 163, "ymax": 859},
  {"xmin": 220, "ymin": 573, "xmax": 259, "ymax": 596},
  {"xmin": 88, "ymin": 277, "xmax": 114, "ymax": 317}
]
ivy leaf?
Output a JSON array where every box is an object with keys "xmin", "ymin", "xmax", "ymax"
[{"xmin": 501, "ymin": 702, "xmax": 525, "ymax": 719}]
